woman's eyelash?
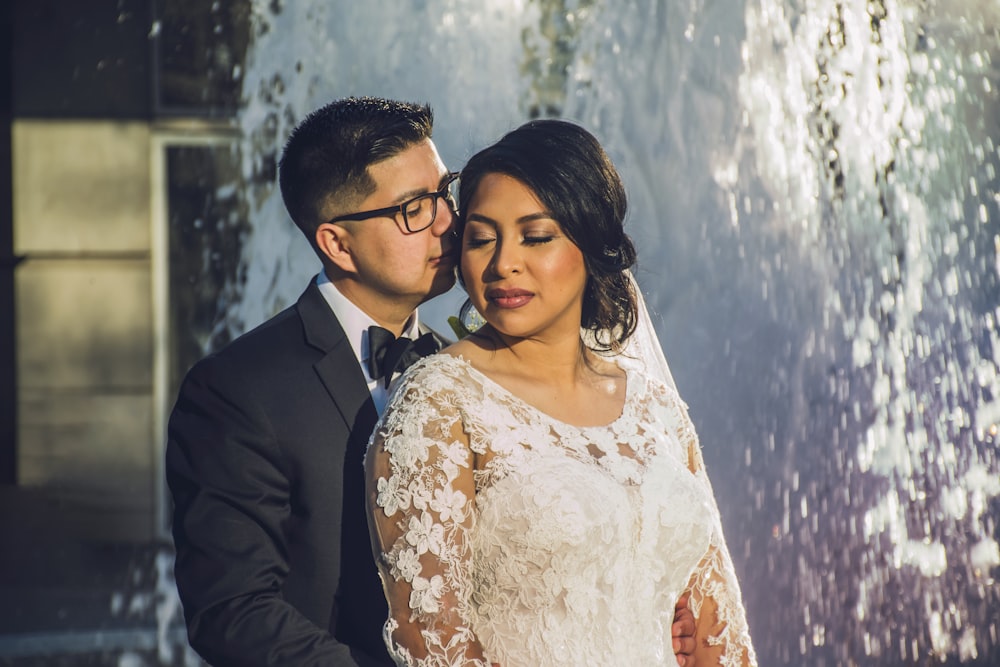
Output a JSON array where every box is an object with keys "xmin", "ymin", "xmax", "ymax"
[{"xmin": 465, "ymin": 234, "xmax": 555, "ymax": 247}]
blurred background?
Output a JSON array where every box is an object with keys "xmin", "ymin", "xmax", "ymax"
[{"xmin": 0, "ymin": 1, "xmax": 998, "ymax": 665}]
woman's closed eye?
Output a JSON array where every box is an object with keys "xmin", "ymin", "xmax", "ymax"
[
  {"xmin": 466, "ymin": 235, "xmax": 495, "ymax": 248},
  {"xmin": 465, "ymin": 234, "xmax": 555, "ymax": 248}
]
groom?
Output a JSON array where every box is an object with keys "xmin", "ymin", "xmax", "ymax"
[{"xmin": 166, "ymin": 97, "xmax": 697, "ymax": 666}]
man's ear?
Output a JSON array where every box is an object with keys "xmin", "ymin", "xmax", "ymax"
[{"xmin": 316, "ymin": 222, "xmax": 357, "ymax": 273}]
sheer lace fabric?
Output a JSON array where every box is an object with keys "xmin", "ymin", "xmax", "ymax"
[{"xmin": 366, "ymin": 354, "xmax": 756, "ymax": 666}]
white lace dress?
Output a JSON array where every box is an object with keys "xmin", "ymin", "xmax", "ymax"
[{"xmin": 365, "ymin": 354, "xmax": 757, "ymax": 667}]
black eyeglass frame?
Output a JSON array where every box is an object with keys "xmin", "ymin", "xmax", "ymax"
[{"xmin": 326, "ymin": 172, "xmax": 460, "ymax": 233}]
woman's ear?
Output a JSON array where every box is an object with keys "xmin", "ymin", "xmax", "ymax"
[{"xmin": 316, "ymin": 222, "xmax": 357, "ymax": 273}]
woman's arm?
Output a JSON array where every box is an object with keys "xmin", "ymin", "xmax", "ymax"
[
  {"xmin": 364, "ymin": 378, "xmax": 491, "ymax": 667},
  {"xmin": 684, "ymin": 440, "xmax": 758, "ymax": 667},
  {"xmin": 685, "ymin": 543, "xmax": 756, "ymax": 666}
]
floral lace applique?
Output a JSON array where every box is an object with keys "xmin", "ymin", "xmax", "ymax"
[{"xmin": 366, "ymin": 354, "xmax": 757, "ymax": 666}]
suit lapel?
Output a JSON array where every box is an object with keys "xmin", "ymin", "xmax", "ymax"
[{"xmin": 296, "ymin": 280, "xmax": 378, "ymax": 434}]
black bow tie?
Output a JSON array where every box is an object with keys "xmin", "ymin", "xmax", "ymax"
[{"xmin": 367, "ymin": 326, "xmax": 441, "ymax": 388}]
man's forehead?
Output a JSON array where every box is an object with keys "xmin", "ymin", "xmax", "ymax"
[
  {"xmin": 372, "ymin": 138, "xmax": 446, "ymax": 172},
  {"xmin": 367, "ymin": 140, "xmax": 449, "ymax": 193}
]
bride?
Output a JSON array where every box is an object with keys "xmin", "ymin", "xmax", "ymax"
[{"xmin": 364, "ymin": 119, "xmax": 757, "ymax": 666}]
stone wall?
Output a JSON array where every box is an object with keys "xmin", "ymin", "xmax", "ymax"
[{"xmin": 13, "ymin": 120, "xmax": 156, "ymax": 541}]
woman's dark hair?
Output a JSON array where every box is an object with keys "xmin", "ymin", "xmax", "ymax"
[
  {"xmin": 278, "ymin": 97, "xmax": 434, "ymax": 254},
  {"xmin": 457, "ymin": 119, "xmax": 637, "ymax": 352}
]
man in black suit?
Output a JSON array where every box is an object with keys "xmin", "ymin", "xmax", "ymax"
[
  {"xmin": 166, "ymin": 97, "xmax": 697, "ymax": 666},
  {"xmin": 167, "ymin": 97, "xmax": 456, "ymax": 666}
]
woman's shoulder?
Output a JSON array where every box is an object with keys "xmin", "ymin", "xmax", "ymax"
[
  {"xmin": 392, "ymin": 348, "xmax": 482, "ymax": 400},
  {"xmin": 609, "ymin": 353, "xmax": 691, "ymax": 417},
  {"xmin": 440, "ymin": 334, "xmax": 489, "ymax": 361},
  {"xmin": 398, "ymin": 350, "xmax": 467, "ymax": 380}
]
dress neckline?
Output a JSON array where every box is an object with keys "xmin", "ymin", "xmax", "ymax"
[{"xmin": 438, "ymin": 352, "xmax": 635, "ymax": 431}]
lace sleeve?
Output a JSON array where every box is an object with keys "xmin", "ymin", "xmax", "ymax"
[
  {"xmin": 678, "ymin": 406, "xmax": 758, "ymax": 667},
  {"xmin": 364, "ymin": 363, "xmax": 490, "ymax": 667}
]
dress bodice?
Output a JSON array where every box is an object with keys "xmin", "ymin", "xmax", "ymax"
[{"xmin": 365, "ymin": 353, "xmax": 756, "ymax": 667}]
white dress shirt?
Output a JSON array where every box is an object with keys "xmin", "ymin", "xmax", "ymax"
[{"xmin": 315, "ymin": 271, "xmax": 422, "ymax": 415}]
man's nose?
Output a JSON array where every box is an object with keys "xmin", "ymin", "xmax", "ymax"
[{"xmin": 430, "ymin": 198, "xmax": 456, "ymax": 236}]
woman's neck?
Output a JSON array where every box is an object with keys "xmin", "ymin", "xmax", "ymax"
[
  {"xmin": 481, "ymin": 326, "xmax": 612, "ymax": 387},
  {"xmin": 460, "ymin": 325, "xmax": 626, "ymax": 428}
]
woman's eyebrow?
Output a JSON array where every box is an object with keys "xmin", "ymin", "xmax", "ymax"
[{"xmin": 465, "ymin": 211, "xmax": 556, "ymax": 225}]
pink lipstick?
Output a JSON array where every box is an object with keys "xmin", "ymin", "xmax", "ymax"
[{"xmin": 487, "ymin": 288, "xmax": 534, "ymax": 309}]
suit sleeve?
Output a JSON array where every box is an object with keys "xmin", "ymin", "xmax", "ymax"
[{"xmin": 166, "ymin": 356, "xmax": 383, "ymax": 667}]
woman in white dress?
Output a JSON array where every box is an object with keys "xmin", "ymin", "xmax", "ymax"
[{"xmin": 365, "ymin": 119, "xmax": 757, "ymax": 666}]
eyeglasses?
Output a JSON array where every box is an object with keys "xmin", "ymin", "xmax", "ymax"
[{"xmin": 327, "ymin": 172, "xmax": 460, "ymax": 233}]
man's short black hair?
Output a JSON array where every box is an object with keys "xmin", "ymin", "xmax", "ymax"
[{"xmin": 278, "ymin": 97, "xmax": 434, "ymax": 252}]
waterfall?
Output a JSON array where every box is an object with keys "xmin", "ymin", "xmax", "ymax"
[{"xmin": 227, "ymin": 1, "xmax": 1000, "ymax": 663}]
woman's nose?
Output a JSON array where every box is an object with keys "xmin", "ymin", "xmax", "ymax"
[{"xmin": 490, "ymin": 239, "xmax": 522, "ymax": 276}]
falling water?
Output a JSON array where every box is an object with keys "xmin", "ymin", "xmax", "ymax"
[
  {"xmin": 222, "ymin": 1, "xmax": 1000, "ymax": 664},
  {"xmin": 723, "ymin": 2, "xmax": 1000, "ymax": 663}
]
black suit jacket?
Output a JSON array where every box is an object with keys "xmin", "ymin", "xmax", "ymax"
[{"xmin": 167, "ymin": 279, "xmax": 440, "ymax": 666}]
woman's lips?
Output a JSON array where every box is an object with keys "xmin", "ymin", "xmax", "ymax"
[{"xmin": 487, "ymin": 288, "xmax": 533, "ymax": 308}]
